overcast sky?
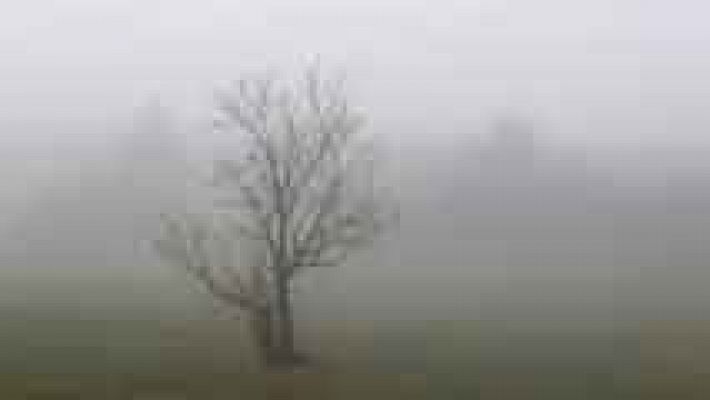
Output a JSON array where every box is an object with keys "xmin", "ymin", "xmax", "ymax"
[
  {"xmin": 0, "ymin": 0, "xmax": 708, "ymax": 197},
  {"xmin": 3, "ymin": 0, "xmax": 710, "ymax": 145}
]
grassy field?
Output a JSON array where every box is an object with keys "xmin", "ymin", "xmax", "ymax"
[
  {"xmin": 0, "ymin": 372, "xmax": 431, "ymax": 399},
  {"xmin": 0, "ymin": 319, "xmax": 708, "ymax": 398}
]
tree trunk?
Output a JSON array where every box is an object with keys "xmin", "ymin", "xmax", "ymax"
[
  {"xmin": 254, "ymin": 305, "xmax": 273, "ymax": 349},
  {"xmin": 275, "ymin": 275, "xmax": 294, "ymax": 358}
]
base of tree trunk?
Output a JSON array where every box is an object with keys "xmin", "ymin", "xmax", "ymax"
[{"xmin": 264, "ymin": 347, "xmax": 315, "ymax": 372}]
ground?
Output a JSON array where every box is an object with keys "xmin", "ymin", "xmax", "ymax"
[{"xmin": 0, "ymin": 319, "xmax": 709, "ymax": 399}]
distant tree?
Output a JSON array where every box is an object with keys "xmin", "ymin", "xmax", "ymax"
[{"xmin": 154, "ymin": 61, "xmax": 397, "ymax": 369}]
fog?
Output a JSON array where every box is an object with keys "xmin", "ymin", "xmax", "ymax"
[{"xmin": 1, "ymin": 0, "xmax": 710, "ymax": 384}]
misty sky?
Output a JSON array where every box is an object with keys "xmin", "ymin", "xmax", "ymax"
[
  {"xmin": 3, "ymin": 0, "xmax": 710, "ymax": 146},
  {"xmin": 0, "ymin": 0, "xmax": 708, "ymax": 203}
]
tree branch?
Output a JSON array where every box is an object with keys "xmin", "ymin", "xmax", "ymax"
[{"xmin": 155, "ymin": 213, "xmax": 268, "ymax": 312}]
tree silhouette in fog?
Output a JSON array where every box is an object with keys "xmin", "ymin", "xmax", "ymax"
[{"xmin": 154, "ymin": 61, "xmax": 397, "ymax": 369}]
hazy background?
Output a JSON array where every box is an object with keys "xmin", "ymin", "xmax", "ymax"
[{"xmin": 1, "ymin": 0, "xmax": 709, "ymax": 396}]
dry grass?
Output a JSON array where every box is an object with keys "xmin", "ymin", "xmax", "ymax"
[
  {"xmin": 5, "ymin": 319, "xmax": 710, "ymax": 398},
  {"xmin": 0, "ymin": 372, "xmax": 429, "ymax": 399}
]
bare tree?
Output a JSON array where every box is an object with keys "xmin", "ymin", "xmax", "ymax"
[{"xmin": 154, "ymin": 61, "xmax": 397, "ymax": 368}]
